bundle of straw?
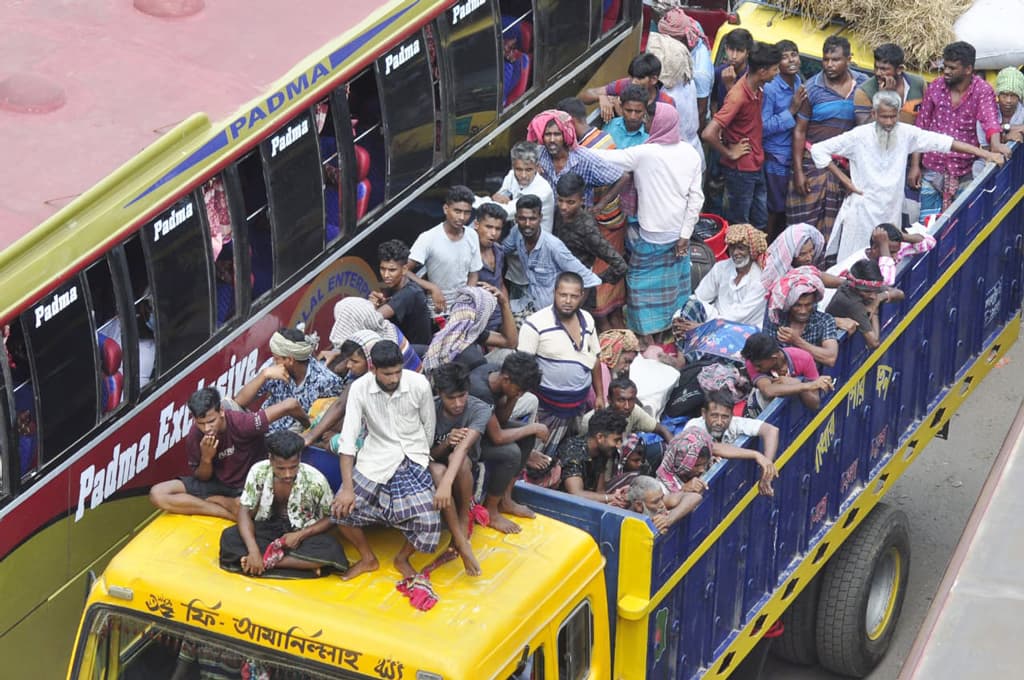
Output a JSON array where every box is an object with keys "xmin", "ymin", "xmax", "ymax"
[{"xmin": 774, "ymin": 0, "xmax": 974, "ymax": 68}]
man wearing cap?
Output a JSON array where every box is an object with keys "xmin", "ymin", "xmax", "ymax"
[
  {"xmin": 234, "ymin": 327, "xmax": 345, "ymax": 432},
  {"xmin": 973, "ymin": 67, "xmax": 1024, "ymax": 175}
]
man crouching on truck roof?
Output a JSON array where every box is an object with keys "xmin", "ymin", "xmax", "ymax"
[
  {"xmin": 220, "ymin": 430, "xmax": 349, "ymax": 578},
  {"xmin": 149, "ymin": 387, "xmax": 308, "ymax": 521},
  {"xmin": 330, "ymin": 340, "xmax": 443, "ymax": 580}
]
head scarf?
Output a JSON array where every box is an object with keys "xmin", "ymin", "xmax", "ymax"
[
  {"xmin": 724, "ymin": 223, "xmax": 768, "ymax": 265},
  {"xmin": 348, "ymin": 329, "xmax": 382, "ymax": 365},
  {"xmin": 673, "ymin": 297, "xmax": 710, "ymax": 364},
  {"xmin": 269, "ymin": 329, "xmax": 318, "ymax": 361},
  {"xmin": 843, "ymin": 271, "xmax": 887, "ymax": 293},
  {"xmin": 329, "ymin": 297, "xmax": 397, "ymax": 348},
  {"xmin": 658, "ymin": 7, "xmax": 711, "ymax": 51},
  {"xmin": 656, "ymin": 428, "xmax": 714, "ymax": 493},
  {"xmin": 697, "ymin": 362, "xmax": 750, "ymax": 402},
  {"xmin": 598, "ymin": 329, "xmax": 641, "ymax": 369},
  {"xmin": 647, "ymin": 33, "xmax": 693, "ymax": 88},
  {"xmin": 761, "ymin": 223, "xmax": 825, "ymax": 292},
  {"xmin": 646, "ymin": 102, "xmax": 681, "ymax": 145},
  {"xmin": 996, "ymin": 67, "xmax": 1024, "ymax": 100},
  {"xmin": 526, "ymin": 109, "xmax": 577, "ymax": 150},
  {"xmin": 767, "ymin": 266, "xmax": 825, "ymax": 324},
  {"xmin": 422, "ymin": 286, "xmax": 497, "ymax": 373}
]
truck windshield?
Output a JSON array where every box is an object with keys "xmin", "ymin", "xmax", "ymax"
[{"xmin": 72, "ymin": 607, "xmax": 372, "ymax": 680}]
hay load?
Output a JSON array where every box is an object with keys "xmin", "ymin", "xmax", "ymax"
[{"xmin": 772, "ymin": 0, "xmax": 1020, "ymax": 69}]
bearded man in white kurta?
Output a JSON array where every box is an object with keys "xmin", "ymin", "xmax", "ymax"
[{"xmin": 810, "ymin": 90, "xmax": 1002, "ymax": 261}]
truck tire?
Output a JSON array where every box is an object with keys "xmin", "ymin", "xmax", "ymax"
[
  {"xmin": 815, "ymin": 503, "xmax": 911, "ymax": 677},
  {"xmin": 771, "ymin": 571, "xmax": 821, "ymax": 665}
]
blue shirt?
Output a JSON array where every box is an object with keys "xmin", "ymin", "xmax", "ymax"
[
  {"xmin": 691, "ymin": 42, "xmax": 714, "ymax": 99},
  {"xmin": 604, "ymin": 117, "xmax": 649, "ymax": 149},
  {"xmin": 762, "ymin": 73, "xmax": 803, "ymax": 176},
  {"xmin": 537, "ymin": 146, "xmax": 623, "ymax": 207},
  {"xmin": 256, "ymin": 356, "xmax": 345, "ymax": 432},
  {"xmin": 499, "ymin": 229, "xmax": 602, "ymax": 310}
]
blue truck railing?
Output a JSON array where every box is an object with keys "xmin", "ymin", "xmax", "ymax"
[{"xmin": 516, "ymin": 149, "xmax": 1024, "ymax": 679}]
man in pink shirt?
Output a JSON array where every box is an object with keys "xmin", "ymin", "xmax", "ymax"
[
  {"xmin": 741, "ymin": 332, "xmax": 835, "ymax": 412},
  {"xmin": 910, "ymin": 41, "xmax": 1012, "ymax": 213}
]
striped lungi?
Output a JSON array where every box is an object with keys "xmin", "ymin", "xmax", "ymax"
[
  {"xmin": 785, "ymin": 154, "xmax": 847, "ymax": 244},
  {"xmin": 336, "ymin": 459, "xmax": 440, "ymax": 553},
  {"xmin": 626, "ymin": 229, "xmax": 690, "ymax": 335}
]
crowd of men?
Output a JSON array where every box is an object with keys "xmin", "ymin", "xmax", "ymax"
[{"xmin": 149, "ymin": 9, "xmax": 1021, "ymax": 591}]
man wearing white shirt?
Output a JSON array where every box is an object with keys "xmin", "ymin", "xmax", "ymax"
[
  {"xmin": 408, "ymin": 185, "xmax": 483, "ymax": 313},
  {"xmin": 694, "ymin": 223, "xmax": 768, "ymax": 328},
  {"xmin": 331, "ymin": 341, "xmax": 439, "ymax": 581},
  {"xmin": 489, "ymin": 141, "xmax": 556, "ymax": 233}
]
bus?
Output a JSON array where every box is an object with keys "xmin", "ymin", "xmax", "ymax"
[
  {"xmin": 898, "ymin": 399, "xmax": 1024, "ymax": 679},
  {"xmin": 0, "ymin": 1, "xmax": 644, "ymax": 676}
]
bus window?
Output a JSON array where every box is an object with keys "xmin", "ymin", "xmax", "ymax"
[
  {"xmin": 21, "ymin": 275, "xmax": 100, "ymax": 464},
  {"xmin": 436, "ymin": 0, "xmax": 500, "ymax": 151},
  {"xmin": 316, "ymin": 99, "xmax": 347, "ymax": 243},
  {"xmin": 4, "ymin": 324, "xmax": 37, "ymax": 480},
  {"xmin": 375, "ymin": 30, "xmax": 437, "ymax": 197},
  {"xmin": 0, "ymin": 356, "xmax": 9, "ymax": 498},
  {"xmin": 122, "ymin": 234, "xmax": 157, "ymax": 390},
  {"xmin": 598, "ymin": 0, "xmax": 625, "ymax": 38},
  {"xmin": 348, "ymin": 69, "xmax": 386, "ymax": 222},
  {"xmin": 557, "ymin": 600, "xmax": 593, "ymax": 680},
  {"xmin": 76, "ymin": 609, "xmax": 341, "ymax": 679},
  {"xmin": 235, "ymin": 150, "xmax": 274, "ymax": 300},
  {"xmin": 201, "ymin": 175, "xmax": 238, "ymax": 328},
  {"xmin": 141, "ymin": 194, "xmax": 214, "ymax": 373},
  {"xmin": 87, "ymin": 258, "xmax": 126, "ymax": 414},
  {"xmin": 501, "ymin": 0, "xmax": 534, "ymax": 108},
  {"xmin": 535, "ymin": 0, "xmax": 589, "ymax": 82},
  {"xmin": 261, "ymin": 109, "xmax": 325, "ymax": 285}
]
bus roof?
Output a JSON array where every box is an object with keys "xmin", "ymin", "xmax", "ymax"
[
  {"xmin": 90, "ymin": 513, "xmax": 606, "ymax": 678},
  {"xmin": 0, "ymin": 0, "xmax": 393, "ymax": 249}
]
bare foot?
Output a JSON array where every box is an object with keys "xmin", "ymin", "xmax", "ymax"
[
  {"xmin": 489, "ymin": 514, "xmax": 522, "ymax": 534},
  {"xmin": 454, "ymin": 539, "xmax": 482, "ymax": 577},
  {"xmin": 341, "ymin": 558, "xmax": 380, "ymax": 581},
  {"xmin": 393, "ymin": 554, "xmax": 417, "ymax": 580},
  {"xmin": 499, "ymin": 498, "xmax": 535, "ymax": 519}
]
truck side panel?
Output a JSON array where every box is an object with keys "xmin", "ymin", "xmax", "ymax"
[{"xmin": 516, "ymin": 154, "xmax": 1024, "ymax": 679}]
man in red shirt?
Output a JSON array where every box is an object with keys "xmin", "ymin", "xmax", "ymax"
[
  {"xmin": 702, "ymin": 42, "xmax": 782, "ymax": 230},
  {"xmin": 149, "ymin": 387, "xmax": 308, "ymax": 520}
]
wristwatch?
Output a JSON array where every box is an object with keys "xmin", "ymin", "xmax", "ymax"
[{"xmin": 1002, "ymin": 122, "xmax": 1012, "ymax": 134}]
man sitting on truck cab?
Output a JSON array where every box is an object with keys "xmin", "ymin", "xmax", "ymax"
[
  {"xmin": 219, "ymin": 430, "xmax": 349, "ymax": 578},
  {"xmin": 148, "ymin": 387, "xmax": 307, "ymax": 521},
  {"xmin": 428, "ymin": 363, "xmax": 485, "ymax": 576},
  {"xmin": 469, "ymin": 351, "xmax": 547, "ymax": 534},
  {"xmin": 627, "ymin": 475, "xmax": 703, "ymax": 534},
  {"xmin": 331, "ymin": 341, "xmax": 441, "ymax": 580}
]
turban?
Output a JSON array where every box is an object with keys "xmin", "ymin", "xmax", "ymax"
[
  {"xmin": 658, "ymin": 7, "xmax": 711, "ymax": 51},
  {"xmin": 598, "ymin": 329, "xmax": 641, "ymax": 369},
  {"xmin": 422, "ymin": 286, "xmax": 497, "ymax": 373},
  {"xmin": 269, "ymin": 330, "xmax": 318, "ymax": 361},
  {"xmin": 329, "ymin": 297, "xmax": 397, "ymax": 348},
  {"xmin": 761, "ymin": 223, "xmax": 825, "ymax": 292},
  {"xmin": 724, "ymin": 223, "xmax": 768, "ymax": 263},
  {"xmin": 697, "ymin": 362, "xmax": 750, "ymax": 402},
  {"xmin": 526, "ymin": 109, "xmax": 577, "ymax": 149},
  {"xmin": 767, "ymin": 266, "xmax": 824, "ymax": 324},
  {"xmin": 647, "ymin": 102, "xmax": 681, "ymax": 145}
]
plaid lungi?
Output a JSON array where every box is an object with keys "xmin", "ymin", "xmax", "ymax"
[
  {"xmin": 785, "ymin": 154, "xmax": 847, "ymax": 244},
  {"xmin": 337, "ymin": 459, "xmax": 440, "ymax": 553},
  {"xmin": 626, "ymin": 229, "xmax": 690, "ymax": 335}
]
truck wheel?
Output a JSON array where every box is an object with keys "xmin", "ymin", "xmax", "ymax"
[
  {"xmin": 771, "ymin": 571, "xmax": 821, "ymax": 665},
  {"xmin": 815, "ymin": 503, "xmax": 910, "ymax": 677}
]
